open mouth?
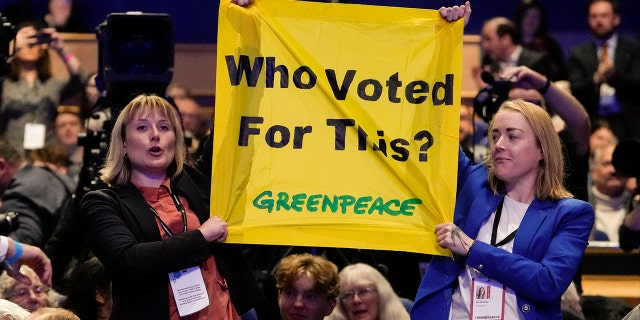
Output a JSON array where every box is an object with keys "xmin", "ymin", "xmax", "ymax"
[{"xmin": 149, "ymin": 146, "xmax": 162, "ymax": 155}]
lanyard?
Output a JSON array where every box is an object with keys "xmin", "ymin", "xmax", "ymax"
[
  {"xmin": 149, "ymin": 185, "xmax": 187, "ymax": 237},
  {"xmin": 490, "ymin": 197, "xmax": 518, "ymax": 247}
]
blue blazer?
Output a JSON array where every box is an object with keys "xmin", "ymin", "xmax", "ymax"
[{"xmin": 411, "ymin": 149, "xmax": 594, "ymax": 320}]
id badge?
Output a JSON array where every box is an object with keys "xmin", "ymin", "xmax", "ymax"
[
  {"xmin": 23, "ymin": 123, "xmax": 46, "ymax": 150},
  {"xmin": 470, "ymin": 278, "xmax": 505, "ymax": 320},
  {"xmin": 168, "ymin": 266, "xmax": 210, "ymax": 317}
]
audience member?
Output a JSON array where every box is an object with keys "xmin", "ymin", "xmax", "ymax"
[
  {"xmin": 274, "ymin": 253, "xmax": 339, "ymax": 320},
  {"xmin": 0, "ymin": 266, "xmax": 62, "ymax": 313},
  {"xmin": 80, "ymin": 94, "xmax": 262, "ymax": 319},
  {"xmin": 589, "ymin": 142, "xmax": 628, "ymax": 242},
  {"xmin": 26, "ymin": 142, "xmax": 72, "ymax": 182},
  {"xmin": 53, "ymin": 107, "xmax": 84, "ymax": 184},
  {"xmin": 174, "ymin": 97, "xmax": 211, "ymax": 162},
  {"xmin": 25, "ymin": 307, "xmax": 78, "ymax": 320},
  {"xmin": 0, "ymin": 22, "xmax": 85, "ymax": 156},
  {"xmin": 327, "ymin": 263, "xmax": 409, "ymax": 320},
  {"xmin": 0, "ymin": 140, "xmax": 71, "ymax": 247},
  {"xmin": 34, "ymin": 0, "xmax": 88, "ymax": 33},
  {"xmin": 513, "ymin": 0, "xmax": 566, "ymax": 80},
  {"xmin": 411, "ymin": 96, "xmax": 593, "ymax": 320},
  {"xmin": 459, "ymin": 103, "xmax": 488, "ymax": 164},
  {"xmin": 0, "ymin": 299, "xmax": 31, "ymax": 320},
  {"xmin": 60, "ymin": 257, "xmax": 111, "ymax": 320},
  {"xmin": 474, "ymin": 16, "xmax": 556, "ymax": 88},
  {"xmin": 589, "ymin": 119, "xmax": 617, "ymax": 159},
  {"xmin": 166, "ymin": 82, "xmax": 193, "ymax": 100},
  {"xmin": 567, "ymin": 0, "xmax": 640, "ymax": 141}
]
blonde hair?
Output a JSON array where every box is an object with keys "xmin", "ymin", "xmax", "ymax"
[
  {"xmin": 99, "ymin": 94, "xmax": 186, "ymax": 187},
  {"xmin": 484, "ymin": 99, "xmax": 571, "ymax": 200},
  {"xmin": 327, "ymin": 263, "xmax": 409, "ymax": 320}
]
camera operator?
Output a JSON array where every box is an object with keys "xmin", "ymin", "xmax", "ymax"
[{"xmin": 0, "ymin": 22, "xmax": 85, "ymax": 156}]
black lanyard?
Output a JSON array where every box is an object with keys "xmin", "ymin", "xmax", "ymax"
[
  {"xmin": 149, "ymin": 185, "xmax": 187, "ymax": 237},
  {"xmin": 490, "ymin": 197, "xmax": 518, "ymax": 247}
]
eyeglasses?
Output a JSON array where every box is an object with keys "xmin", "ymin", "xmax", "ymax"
[
  {"xmin": 340, "ymin": 286, "xmax": 377, "ymax": 302},
  {"xmin": 11, "ymin": 285, "xmax": 47, "ymax": 300}
]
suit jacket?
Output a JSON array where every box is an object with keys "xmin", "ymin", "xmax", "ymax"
[
  {"xmin": 411, "ymin": 149, "xmax": 594, "ymax": 320},
  {"xmin": 81, "ymin": 141, "xmax": 262, "ymax": 319},
  {"xmin": 568, "ymin": 36, "xmax": 640, "ymax": 139},
  {"xmin": 483, "ymin": 47, "xmax": 557, "ymax": 81}
]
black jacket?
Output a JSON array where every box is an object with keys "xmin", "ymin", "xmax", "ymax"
[{"xmin": 81, "ymin": 138, "xmax": 262, "ymax": 319}]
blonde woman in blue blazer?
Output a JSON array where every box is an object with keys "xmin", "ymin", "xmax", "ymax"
[{"xmin": 411, "ymin": 96, "xmax": 594, "ymax": 319}]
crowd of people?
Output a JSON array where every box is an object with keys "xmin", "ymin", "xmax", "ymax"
[{"xmin": 0, "ymin": 0, "xmax": 638, "ymax": 319}]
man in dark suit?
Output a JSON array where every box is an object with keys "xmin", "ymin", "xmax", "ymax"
[
  {"xmin": 568, "ymin": 0, "xmax": 640, "ymax": 140},
  {"xmin": 477, "ymin": 16, "xmax": 557, "ymax": 87}
]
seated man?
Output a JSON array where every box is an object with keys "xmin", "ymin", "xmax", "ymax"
[
  {"xmin": 590, "ymin": 142, "xmax": 629, "ymax": 242},
  {"xmin": 274, "ymin": 253, "xmax": 339, "ymax": 320},
  {"xmin": 0, "ymin": 140, "xmax": 71, "ymax": 247}
]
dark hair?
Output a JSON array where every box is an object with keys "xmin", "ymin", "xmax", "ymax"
[
  {"xmin": 496, "ymin": 19, "xmax": 519, "ymax": 45},
  {"xmin": 9, "ymin": 22, "xmax": 52, "ymax": 82},
  {"xmin": 588, "ymin": 0, "xmax": 620, "ymax": 15},
  {"xmin": 514, "ymin": 0, "xmax": 550, "ymax": 38},
  {"xmin": 61, "ymin": 257, "xmax": 111, "ymax": 320}
]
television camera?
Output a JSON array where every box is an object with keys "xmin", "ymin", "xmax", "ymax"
[{"xmin": 77, "ymin": 12, "xmax": 174, "ymax": 196}]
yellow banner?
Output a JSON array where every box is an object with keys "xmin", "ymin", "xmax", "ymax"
[{"xmin": 213, "ymin": 0, "xmax": 462, "ymax": 256}]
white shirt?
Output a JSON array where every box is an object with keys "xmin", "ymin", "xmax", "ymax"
[{"xmin": 449, "ymin": 195, "xmax": 529, "ymax": 320}]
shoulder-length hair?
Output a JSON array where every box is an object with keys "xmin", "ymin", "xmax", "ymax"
[
  {"xmin": 484, "ymin": 99, "xmax": 571, "ymax": 200},
  {"xmin": 100, "ymin": 94, "xmax": 185, "ymax": 187},
  {"xmin": 9, "ymin": 22, "xmax": 52, "ymax": 82},
  {"xmin": 327, "ymin": 263, "xmax": 409, "ymax": 320}
]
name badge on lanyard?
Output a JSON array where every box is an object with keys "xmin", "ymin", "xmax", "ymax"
[
  {"xmin": 169, "ymin": 266, "xmax": 210, "ymax": 317},
  {"xmin": 24, "ymin": 123, "xmax": 46, "ymax": 150},
  {"xmin": 470, "ymin": 277, "xmax": 506, "ymax": 320},
  {"xmin": 152, "ymin": 186, "xmax": 211, "ymax": 316}
]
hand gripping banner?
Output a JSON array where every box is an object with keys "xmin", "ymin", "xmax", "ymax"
[{"xmin": 213, "ymin": 0, "xmax": 463, "ymax": 256}]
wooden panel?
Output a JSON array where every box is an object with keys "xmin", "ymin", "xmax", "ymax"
[
  {"xmin": 582, "ymin": 275, "xmax": 640, "ymax": 307},
  {"xmin": 461, "ymin": 34, "xmax": 481, "ymax": 99}
]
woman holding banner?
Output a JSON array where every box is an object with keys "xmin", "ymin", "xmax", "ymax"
[
  {"xmin": 80, "ymin": 94, "xmax": 262, "ymax": 320},
  {"xmin": 411, "ymin": 92, "xmax": 594, "ymax": 318}
]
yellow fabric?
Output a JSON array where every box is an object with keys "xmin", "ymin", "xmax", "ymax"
[{"xmin": 213, "ymin": 0, "xmax": 463, "ymax": 256}]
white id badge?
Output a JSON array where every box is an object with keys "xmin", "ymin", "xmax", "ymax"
[
  {"xmin": 470, "ymin": 278, "xmax": 506, "ymax": 320},
  {"xmin": 23, "ymin": 123, "xmax": 46, "ymax": 150},
  {"xmin": 168, "ymin": 266, "xmax": 210, "ymax": 317}
]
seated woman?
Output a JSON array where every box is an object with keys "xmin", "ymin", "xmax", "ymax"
[
  {"xmin": 327, "ymin": 263, "xmax": 409, "ymax": 320},
  {"xmin": 0, "ymin": 265, "xmax": 63, "ymax": 313}
]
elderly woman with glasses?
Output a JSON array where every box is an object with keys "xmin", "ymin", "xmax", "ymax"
[
  {"xmin": 327, "ymin": 263, "xmax": 410, "ymax": 320},
  {"xmin": 0, "ymin": 265, "xmax": 62, "ymax": 313}
]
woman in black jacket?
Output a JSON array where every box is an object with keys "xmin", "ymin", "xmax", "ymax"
[{"xmin": 81, "ymin": 94, "xmax": 262, "ymax": 320}]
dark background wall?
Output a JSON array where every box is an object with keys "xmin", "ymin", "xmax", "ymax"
[{"xmin": 3, "ymin": 0, "xmax": 640, "ymax": 56}]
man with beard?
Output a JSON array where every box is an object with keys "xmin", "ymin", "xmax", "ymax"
[{"xmin": 568, "ymin": 0, "xmax": 640, "ymax": 141}]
